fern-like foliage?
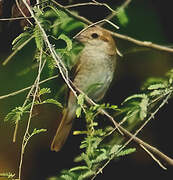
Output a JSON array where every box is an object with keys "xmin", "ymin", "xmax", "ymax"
[
  {"xmin": 53, "ymin": 102, "xmax": 135, "ymax": 180},
  {"xmin": 2, "ymin": 1, "xmax": 173, "ymax": 180},
  {"xmin": 4, "ymin": 88, "xmax": 62, "ymax": 124}
]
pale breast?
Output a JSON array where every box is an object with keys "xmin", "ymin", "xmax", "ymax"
[{"xmin": 74, "ymin": 47, "xmax": 116, "ymax": 101}]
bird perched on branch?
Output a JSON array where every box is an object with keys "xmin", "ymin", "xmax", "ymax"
[{"xmin": 51, "ymin": 26, "xmax": 117, "ymax": 152}]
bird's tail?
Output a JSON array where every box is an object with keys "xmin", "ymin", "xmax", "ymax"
[{"xmin": 51, "ymin": 107, "xmax": 75, "ymax": 152}]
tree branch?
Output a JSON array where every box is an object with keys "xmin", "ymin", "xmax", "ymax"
[
  {"xmin": 71, "ymin": 78, "xmax": 173, "ymax": 168},
  {"xmin": 52, "ymin": 0, "xmax": 173, "ymax": 54},
  {"xmin": 0, "ymin": 75, "xmax": 58, "ymax": 100},
  {"xmin": 140, "ymin": 144, "xmax": 167, "ymax": 170},
  {"xmin": 0, "ymin": 16, "xmax": 32, "ymax": 21},
  {"xmin": 65, "ymin": 0, "xmax": 115, "ymax": 13},
  {"xmin": 109, "ymin": 31, "xmax": 173, "ymax": 53},
  {"xmin": 100, "ymin": 0, "xmax": 132, "ymax": 25},
  {"xmin": 18, "ymin": 48, "xmax": 44, "ymax": 180}
]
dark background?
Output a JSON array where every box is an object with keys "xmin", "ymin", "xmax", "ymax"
[{"xmin": 1, "ymin": 0, "xmax": 173, "ymax": 179}]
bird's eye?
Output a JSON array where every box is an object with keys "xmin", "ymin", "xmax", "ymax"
[{"xmin": 91, "ymin": 33, "xmax": 99, "ymax": 39}]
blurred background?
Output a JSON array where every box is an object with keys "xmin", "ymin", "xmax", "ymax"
[{"xmin": 1, "ymin": 0, "xmax": 173, "ymax": 179}]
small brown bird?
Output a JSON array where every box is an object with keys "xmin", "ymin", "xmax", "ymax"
[{"xmin": 51, "ymin": 26, "xmax": 117, "ymax": 152}]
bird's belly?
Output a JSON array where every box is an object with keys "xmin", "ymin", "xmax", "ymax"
[{"xmin": 74, "ymin": 67, "xmax": 113, "ymax": 102}]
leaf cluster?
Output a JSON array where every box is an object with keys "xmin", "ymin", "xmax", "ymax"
[
  {"xmin": 119, "ymin": 68, "xmax": 173, "ymax": 126},
  {"xmin": 58, "ymin": 68, "xmax": 173, "ymax": 180},
  {"xmin": 4, "ymin": 88, "xmax": 62, "ymax": 123},
  {"xmin": 56, "ymin": 103, "xmax": 135, "ymax": 180},
  {"xmin": 9, "ymin": 3, "xmax": 85, "ymax": 74}
]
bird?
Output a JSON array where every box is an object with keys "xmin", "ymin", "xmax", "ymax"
[{"xmin": 51, "ymin": 26, "xmax": 117, "ymax": 152}]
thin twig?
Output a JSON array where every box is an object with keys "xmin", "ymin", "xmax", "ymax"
[
  {"xmin": 110, "ymin": 31, "xmax": 173, "ymax": 53},
  {"xmin": 2, "ymin": 35, "xmax": 34, "ymax": 66},
  {"xmin": 104, "ymin": 0, "xmax": 132, "ymax": 22},
  {"xmin": 140, "ymin": 144, "xmax": 167, "ymax": 170},
  {"xmin": 0, "ymin": 16, "xmax": 32, "ymax": 21},
  {"xmin": 70, "ymin": 81, "xmax": 123, "ymax": 135},
  {"xmin": 64, "ymin": 2, "xmax": 103, "ymax": 8},
  {"xmin": 92, "ymin": 92, "xmax": 173, "ymax": 179},
  {"xmin": 92, "ymin": 119, "xmax": 173, "ymax": 179},
  {"xmin": 73, "ymin": 19, "xmax": 119, "ymax": 39},
  {"xmin": 51, "ymin": 0, "xmax": 92, "ymax": 25},
  {"xmin": 92, "ymin": 0, "xmax": 115, "ymax": 12},
  {"xmin": 13, "ymin": 59, "xmax": 47, "ymax": 143},
  {"xmin": 0, "ymin": 75, "xmax": 58, "ymax": 100},
  {"xmin": 65, "ymin": 0, "xmax": 115, "ymax": 13},
  {"xmin": 18, "ymin": 48, "xmax": 43, "ymax": 180},
  {"xmin": 119, "ymin": 92, "xmax": 172, "ymax": 155},
  {"xmin": 22, "ymin": 0, "xmax": 79, "ymax": 100},
  {"xmin": 52, "ymin": 0, "xmax": 173, "ymax": 54}
]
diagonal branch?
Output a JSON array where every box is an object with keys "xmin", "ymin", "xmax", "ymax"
[
  {"xmin": 0, "ymin": 16, "xmax": 32, "ymax": 21},
  {"xmin": 100, "ymin": 0, "xmax": 132, "ymax": 25},
  {"xmin": 72, "ymin": 79, "xmax": 173, "ymax": 167},
  {"xmin": 65, "ymin": 0, "xmax": 115, "ymax": 13},
  {"xmin": 52, "ymin": 0, "xmax": 173, "ymax": 54},
  {"xmin": 18, "ymin": 48, "xmax": 44, "ymax": 179},
  {"xmin": 0, "ymin": 75, "xmax": 58, "ymax": 100}
]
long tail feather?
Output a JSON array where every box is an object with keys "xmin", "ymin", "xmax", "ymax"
[{"xmin": 51, "ymin": 109, "xmax": 73, "ymax": 152}]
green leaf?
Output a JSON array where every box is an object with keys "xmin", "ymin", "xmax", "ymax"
[
  {"xmin": 70, "ymin": 166, "xmax": 89, "ymax": 172},
  {"xmin": 123, "ymin": 94, "xmax": 148, "ymax": 104},
  {"xmin": 81, "ymin": 153, "xmax": 92, "ymax": 168},
  {"xmin": 23, "ymin": 103, "xmax": 32, "ymax": 111},
  {"xmin": 77, "ymin": 94, "xmax": 85, "ymax": 106},
  {"xmin": 148, "ymin": 83, "xmax": 167, "ymax": 90},
  {"xmin": 110, "ymin": 145, "xmax": 121, "ymax": 155},
  {"xmin": 4, "ymin": 107, "xmax": 26, "ymax": 122},
  {"xmin": 12, "ymin": 31, "xmax": 32, "ymax": 50},
  {"xmin": 41, "ymin": 99, "xmax": 63, "ymax": 108},
  {"xmin": 117, "ymin": 148, "xmax": 136, "ymax": 157},
  {"xmin": 34, "ymin": 25, "xmax": 44, "ymax": 50},
  {"xmin": 149, "ymin": 89, "xmax": 164, "ymax": 97},
  {"xmin": 166, "ymin": 68, "xmax": 173, "ymax": 84},
  {"xmin": 141, "ymin": 77, "xmax": 166, "ymax": 90},
  {"xmin": 80, "ymin": 140, "xmax": 88, "ymax": 149},
  {"xmin": 139, "ymin": 97, "xmax": 149, "ymax": 120},
  {"xmin": 78, "ymin": 170, "xmax": 95, "ymax": 180},
  {"xmin": 31, "ymin": 128, "xmax": 47, "ymax": 136},
  {"xmin": 117, "ymin": 8, "xmax": 129, "ymax": 26},
  {"xmin": 76, "ymin": 107, "xmax": 82, "ymax": 118},
  {"xmin": 91, "ymin": 137, "xmax": 102, "ymax": 149},
  {"xmin": 0, "ymin": 172, "xmax": 15, "ymax": 179},
  {"xmin": 39, "ymin": 88, "xmax": 51, "ymax": 96},
  {"xmin": 92, "ymin": 152, "xmax": 108, "ymax": 164},
  {"xmin": 110, "ymin": 104, "xmax": 118, "ymax": 110},
  {"xmin": 122, "ymin": 109, "xmax": 139, "ymax": 123},
  {"xmin": 58, "ymin": 34, "xmax": 72, "ymax": 51},
  {"xmin": 74, "ymin": 154, "xmax": 83, "ymax": 163},
  {"xmin": 61, "ymin": 174, "xmax": 73, "ymax": 180},
  {"xmin": 60, "ymin": 170, "xmax": 77, "ymax": 180}
]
